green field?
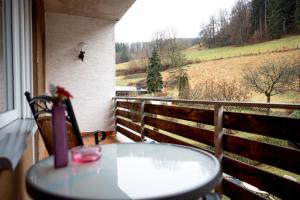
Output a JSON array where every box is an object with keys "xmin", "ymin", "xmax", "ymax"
[
  {"xmin": 183, "ymin": 35, "xmax": 300, "ymax": 61},
  {"xmin": 116, "ymin": 73, "xmax": 146, "ymax": 86}
]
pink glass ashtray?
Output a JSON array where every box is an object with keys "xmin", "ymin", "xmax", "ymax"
[{"xmin": 71, "ymin": 145, "xmax": 102, "ymax": 163}]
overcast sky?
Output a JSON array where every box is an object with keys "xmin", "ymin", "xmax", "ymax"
[{"xmin": 115, "ymin": 0, "xmax": 236, "ymax": 43}]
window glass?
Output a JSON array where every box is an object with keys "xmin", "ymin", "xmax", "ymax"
[{"xmin": 0, "ymin": 0, "xmax": 13, "ymax": 114}]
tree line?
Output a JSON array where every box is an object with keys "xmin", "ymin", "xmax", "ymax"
[
  {"xmin": 199, "ymin": 0, "xmax": 300, "ymax": 48},
  {"xmin": 115, "ymin": 37, "xmax": 198, "ymax": 64}
]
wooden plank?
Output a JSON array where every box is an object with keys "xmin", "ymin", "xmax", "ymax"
[
  {"xmin": 115, "ymin": 97, "xmax": 300, "ymax": 110},
  {"xmin": 223, "ymin": 156, "xmax": 300, "ymax": 199},
  {"xmin": 116, "ymin": 101, "xmax": 140, "ymax": 111},
  {"xmin": 144, "ymin": 128, "xmax": 195, "ymax": 148},
  {"xmin": 116, "ymin": 109, "xmax": 140, "ymax": 122},
  {"xmin": 116, "ymin": 126, "xmax": 140, "ymax": 142},
  {"xmin": 223, "ymin": 112, "xmax": 300, "ymax": 142},
  {"xmin": 144, "ymin": 104, "xmax": 214, "ymax": 125},
  {"xmin": 144, "ymin": 116, "xmax": 214, "ymax": 146},
  {"xmin": 223, "ymin": 179, "xmax": 265, "ymax": 200},
  {"xmin": 116, "ymin": 117, "xmax": 140, "ymax": 133},
  {"xmin": 224, "ymin": 134, "xmax": 300, "ymax": 174}
]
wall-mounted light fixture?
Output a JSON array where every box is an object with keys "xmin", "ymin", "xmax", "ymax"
[{"xmin": 78, "ymin": 42, "xmax": 87, "ymax": 62}]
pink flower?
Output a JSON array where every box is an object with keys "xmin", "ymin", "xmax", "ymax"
[{"xmin": 49, "ymin": 84, "xmax": 73, "ymax": 100}]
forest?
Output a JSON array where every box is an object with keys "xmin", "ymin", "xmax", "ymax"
[{"xmin": 199, "ymin": 0, "xmax": 300, "ymax": 47}]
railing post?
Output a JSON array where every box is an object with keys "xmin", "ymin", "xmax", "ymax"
[
  {"xmin": 114, "ymin": 98, "xmax": 118, "ymax": 135},
  {"xmin": 214, "ymin": 104, "xmax": 224, "ymax": 198},
  {"xmin": 140, "ymin": 100, "xmax": 145, "ymax": 142}
]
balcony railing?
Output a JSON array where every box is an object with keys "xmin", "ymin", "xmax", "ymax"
[{"xmin": 113, "ymin": 97, "xmax": 300, "ymax": 199}]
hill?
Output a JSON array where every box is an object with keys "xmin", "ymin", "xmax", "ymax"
[
  {"xmin": 116, "ymin": 35, "xmax": 300, "ymax": 103},
  {"xmin": 183, "ymin": 35, "xmax": 300, "ymax": 62}
]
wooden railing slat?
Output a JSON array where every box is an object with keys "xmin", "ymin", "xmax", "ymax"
[
  {"xmin": 223, "ymin": 179, "xmax": 265, "ymax": 200},
  {"xmin": 144, "ymin": 116, "xmax": 214, "ymax": 146},
  {"xmin": 224, "ymin": 134, "xmax": 300, "ymax": 174},
  {"xmin": 116, "ymin": 101, "xmax": 140, "ymax": 111},
  {"xmin": 116, "ymin": 125, "xmax": 140, "ymax": 142},
  {"xmin": 144, "ymin": 128, "xmax": 196, "ymax": 148},
  {"xmin": 116, "ymin": 117, "xmax": 140, "ymax": 133},
  {"xmin": 223, "ymin": 112, "xmax": 300, "ymax": 142},
  {"xmin": 223, "ymin": 156, "xmax": 300, "ymax": 199},
  {"xmin": 116, "ymin": 109, "xmax": 140, "ymax": 122},
  {"xmin": 144, "ymin": 104, "xmax": 214, "ymax": 125},
  {"xmin": 144, "ymin": 104, "xmax": 300, "ymax": 142}
]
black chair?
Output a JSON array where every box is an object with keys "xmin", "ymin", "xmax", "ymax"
[{"xmin": 25, "ymin": 92, "xmax": 106, "ymax": 155}]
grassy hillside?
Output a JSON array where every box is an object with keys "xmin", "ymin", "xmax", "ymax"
[
  {"xmin": 183, "ymin": 35, "xmax": 300, "ymax": 61},
  {"xmin": 116, "ymin": 35, "xmax": 300, "ymax": 71},
  {"xmin": 116, "ymin": 35, "xmax": 300, "ymax": 103}
]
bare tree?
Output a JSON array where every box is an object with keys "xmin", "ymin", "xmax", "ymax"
[
  {"xmin": 199, "ymin": 16, "xmax": 218, "ymax": 48},
  {"xmin": 152, "ymin": 31, "xmax": 167, "ymax": 56},
  {"xmin": 243, "ymin": 60, "xmax": 293, "ymax": 104},
  {"xmin": 230, "ymin": 0, "xmax": 251, "ymax": 44},
  {"xmin": 152, "ymin": 28, "xmax": 186, "ymax": 68},
  {"xmin": 292, "ymin": 62, "xmax": 300, "ymax": 92},
  {"xmin": 190, "ymin": 75, "xmax": 250, "ymax": 102}
]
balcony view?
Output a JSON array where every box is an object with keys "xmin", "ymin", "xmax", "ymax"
[
  {"xmin": 0, "ymin": 0, "xmax": 299, "ymax": 200},
  {"xmin": 114, "ymin": 0, "xmax": 300, "ymax": 199}
]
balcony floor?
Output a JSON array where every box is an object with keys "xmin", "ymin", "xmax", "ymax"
[{"xmin": 83, "ymin": 133, "xmax": 134, "ymax": 146}]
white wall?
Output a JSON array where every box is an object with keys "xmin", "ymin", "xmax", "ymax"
[{"xmin": 45, "ymin": 12, "xmax": 115, "ymax": 131}]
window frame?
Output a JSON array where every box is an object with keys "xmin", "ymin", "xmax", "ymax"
[
  {"xmin": 0, "ymin": 0, "xmax": 16, "ymax": 129},
  {"xmin": 0, "ymin": 0, "xmax": 32, "ymax": 129}
]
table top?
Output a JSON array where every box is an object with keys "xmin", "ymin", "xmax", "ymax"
[{"xmin": 26, "ymin": 143, "xmax": 221, "ymax": 200}]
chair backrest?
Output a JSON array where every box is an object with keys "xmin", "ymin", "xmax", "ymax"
[{"xmin": 25, "ymin": 92, "xmax": 83, "ymax": 155}]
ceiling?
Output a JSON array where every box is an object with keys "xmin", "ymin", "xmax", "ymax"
[{"xmin": 44, "ymin": 0, "xmax": 135, "ymax": 21}]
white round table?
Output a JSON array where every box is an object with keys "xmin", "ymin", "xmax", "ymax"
[{"xmin": 26, "ymin": 143, "xmax": 221, "ymax": 200}]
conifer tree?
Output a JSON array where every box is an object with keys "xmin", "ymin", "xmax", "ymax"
[
  {"xmin": 296, "ymin": 0, "xmax": 300, "ymax": 32},
  {"xmin": 146, "ymin": 48, "xmax": 163, "ymax": 94},
  {"xmin": 268, "ymin": 0, "xmax": 284, "ymax": 37},
  {"xmin": 177, "ymin": 70, "xmax": 190, "ymax": 99}
]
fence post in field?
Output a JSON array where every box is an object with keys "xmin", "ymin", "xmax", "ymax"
[
  {"xmin": 140, "ymin": 100, "xmax": 145, "ymax": 142},
  {"xmin": 214, "ymin": 104, "xmax": 224, "ymax": 198}
]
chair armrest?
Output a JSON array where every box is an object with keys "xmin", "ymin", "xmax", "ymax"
[
  {"xmin": 93, "ymin": 131, "xmax": 106, "ymax": 144},
  {"xmin": 83, "ymin": 131, "xmax": 106, "ymax": 144}
]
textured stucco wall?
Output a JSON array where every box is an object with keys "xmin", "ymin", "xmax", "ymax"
[{"xmin": 45, "ymin": 12, "xmax": 115, "ymax": 131}]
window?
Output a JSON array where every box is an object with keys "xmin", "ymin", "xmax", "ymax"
[
  {"xmin": 0, "ymin": 0, "xmax": 13, "ymax": 114},
  {"xmin": 0, "ymin": 0, "xmax": 16, "ymax": 129},
  {"xmin": 0, "ymin": 0, "xmax": 33, "ymax": 129}
]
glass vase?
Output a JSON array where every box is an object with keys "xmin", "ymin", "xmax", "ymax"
[{"xmin": 52, "ymin": 100, "xmax": 68, "ymax": 168}]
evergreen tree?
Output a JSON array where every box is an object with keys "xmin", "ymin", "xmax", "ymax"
[
  {"xmin": 296, "ymin": 0, "xmax": 300, "ymax": 32},
  {"xmin": 119, "ymin": 49, "xmax": 130, "ymax": 63},
  {"xmin": 251, "ymin": 0, "xmax": 266, "ymax": 34},
  {"xmin": 177, "ymin": 70, "xmax": 190, "ymax": 99},
  {"xmin": 146, "ymin": 48, "xmax": 163, "ymax": 94},
  {"xmin": 282, "ymin": 0, "xmax": 296, "ymax": 33},
  {"xmin": 268, "ymin": 0, "xmax": 284, "ymax": 38}
]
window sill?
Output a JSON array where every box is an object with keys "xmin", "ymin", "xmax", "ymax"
[{"xmin": 0, "ymin": 119, "xmax": 37, "ymax": 171}]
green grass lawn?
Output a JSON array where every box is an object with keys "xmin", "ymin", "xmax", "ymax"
[
  {"xmin": 116, "ymin": 62, "xmax": 130, "ymax": 70},
  {"xmin": 183, "ymin": 35, "xmax": 300, "ymax": 61},
  {"xmin": 116, "ymin": 73, "xmax": 146, "ymax": 86}
]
